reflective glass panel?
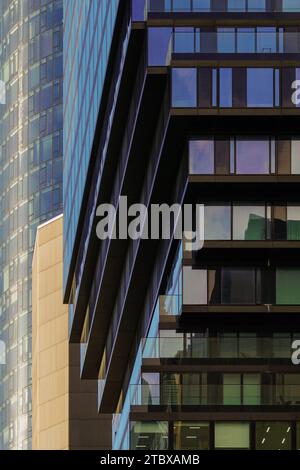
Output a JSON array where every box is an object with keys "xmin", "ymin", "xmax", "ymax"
[
  {"xmin": 233, "ymin": 205, "xmax": 265, "ymax": 240},
  {"xmin": 174, "ymin": 422, "xmax": 209, "ymax": 450},
  {"xmin": 189, "ymin": 140, "xmax": 214, "ymax": 174},
  {"xmin": 172, "ymin": 68, "xmax": 197, "ymax": 107},
  {"xmin": 287, "ymin": 206, "xmax": 300, "ymax": 240},
  {"xmin": 215, "ymin": 423, "xmax": 250, "ymax": 449},
  {"xmin": 247, "ymin": 69, "xmax": 274, "ymax": 107},
  {"xmin": 257, "ymin": 28, "xmax": 276, "ymax": 53},
  {"xmin": 221, "ymin": 269, "xmax": 256, "ymax": 304},
  {"xmin": 130, "ymin": 422, "xmax": 168, "ymax": 450},
  {"xmin": 205, "ymin": 206, "xmax": 231, "ymax": 240},
  {"xmin": 237, "ymin": 28, "xmax": 255, "ymax": 53},
  {"xmin": 276, "ymin": 269, "xmax": 300, "ymax": 304},
  {"xmin": 236, "ymin": 140, "xmax": 269, "ymax": 174},
  {"xmin": 256, "ymin": 422, "xmax": 292, "ymax": 450},
  {"xmin": 148, "ymin": 28, "xmax": 172, "ymax": 66}
]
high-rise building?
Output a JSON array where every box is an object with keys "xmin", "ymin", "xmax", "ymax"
[
  {"xmin": 64, "ymin": 0, "xmax": 300, "ymax": 451},
  {"xmin": 32, "ymin": 215, "xmax": 111, "ymax": 450},
  {"xmin": 0, "ymin": 0, "xmax": 63, "ymax": 449}
]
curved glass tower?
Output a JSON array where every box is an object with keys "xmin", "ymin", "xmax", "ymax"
[{"xmin": 0, "ymin": 0, "xmax": 63, "ymax": 449}]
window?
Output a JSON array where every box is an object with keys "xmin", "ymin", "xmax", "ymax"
[
  {"xmin": 291, "ymin": 140, "xmax": 300, "ymax": 174},
  {"xmin": 172, "ymin": 68, "xmax": 197, "ymax": 107},
  {"xmin": 183, "ymin": 267, "xmax": 207, "ymax": 305},
  {"xmin": 193, "ymin": 0, "xmax": 210, "ymax": 11},
  {"xmin": 287, "ymin": 206, "xmax": 300, "ymax": 240},
  {"xmin": 173, "ymin": 0, "xmax": 190, "ymax": 11},
  {"xmin": 130, "ymin": 422, "xmax": 168, "ymax": 450},
  {"xmin": 182, "ymin": 373, "xmax": 207, "ymax": 405},
  {"xmin": 236, "ymin": 139, "xmax": 269, "ymax": 174},
  {"xmin": 247, "ymin": 69, "xmax": 274, "ymax": 107},
  {"xmin": 219, "ymin": 68, "xmax": 232, "ymax": 107},
  {"xmin": 276, "ymin": 269, "xmax": 300, "ymax": 305},
  {"xmin": 283, "ymin": 0, "xmax": 300, "ymax": 11},
  {"xmin": 237, "ymin": 28, "xmax": 255, "ymax": 53},
  {"xmin": 223, "ymin": 375, "xmax": 241, "ymax": 405},
  {"xmin": 174, "ymin": 28, "xmax": 195, "ymax": 53},
  {"xmin": 248, "ymin": 0, "xmax": 266, "ymax": 11},
  {"xmin": 233, "ymin": 205, "xmax": 265, "ymax": 240},
  {"xmin": 161, "ymin": 373, "xmax": 180, "ymax": 405},
  {"xmin": 189, "ymin": 140, "xmax": 214, "ymax": 174},
  {"xmin": 148, "ymin": 28, "xmax": 172, "ymax": 66},
  {"xmin": 218, "ymin": 28, "xmax": 235, "ymax": 53},
  {"xmin": 141, "ymin": 373, "xmax": 160, "ymax": 406},
  {"xmin": 221, "ymin": 268, "xmax": 256, "ymax": 304},
  {"xmin": 228, "ymin": 0, "xmax": 246, "ymax": 12},
  {"xmin": 173, "ymin": 422, "xmax": 209, "ymax": 450},
  {"xmin": 205, "ymin": 205, "xmax": 231, "ymax": 240},
  {"xmin": 215, "ymin": 422, "xmax": 250, "ymax": 449},
  {"xmin": 257, "ymin": 27, "xmax": 276, "ymax": 53},
  {"xmin": 223, "ymin": 374, "xmax": 260, "ymax": 405},
  {"xmin": 256, "ymin": 422, "xmax": 292, "ymax": 450}
]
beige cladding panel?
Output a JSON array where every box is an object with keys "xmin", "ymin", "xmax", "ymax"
[{"xmin": 32, "ymin": 215, "xmax": 112, "ymax": 450}]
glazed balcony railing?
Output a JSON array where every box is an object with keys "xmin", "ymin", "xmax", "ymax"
[
  {"xmin": 130, "ymin": 384, "xmax": 300, "ymax": 406},
  {"xmin": 142, "ymin": 336, "xmax": 296, "ymax": 359},
  {"xmin": 159, "ymin": 295, "xmax": 182, "ymax": 316},
  {"xmin": 146, "ymin": 0, "xmax": 300, "ymax": 14},
  {"xmin": 189, "ymin": 137, "xmax": 300, "ymax": 177},
  {"xmin": 172, "ymin": 30, "xmax": 300, "ymax": 55}
]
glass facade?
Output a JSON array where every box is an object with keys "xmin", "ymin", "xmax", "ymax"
[
  {"xmin": 147, "ymin": 0, "xmax": 300, "ymax": 13},
  {"xmin": 130, "ymin": 420, "xmax": 300, "ymax": 450},
  {"xmin": 63, "ymin": 0, "xmax": 300, "ymax": 454},
  {"xmin": 0, "ymin": 0, "xmax": 63, "ymax": 449},
  {"xmin": 189, "ymin": 137, "xmax": 300, "ymax": 176},
  {"xmin": 172, "ymin": 67, "xmax": 300, "ymax": 109},
  {"xmin": 63, "ymin": 0, "xmax": 120, "ymax": 292}
]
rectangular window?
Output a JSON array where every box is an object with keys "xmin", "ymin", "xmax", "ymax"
[
  {"xmin": 291, "ymin": 140, "xmax": 300, "ymax": 174},
  {"xmin": 276, "ymin": 269, "xmax": 300, "ymax": 305},
  {"xmin": 183, "ymin": 267, "xmax": 207, "ymax": 305},
  {"xmin": 283, "ymin": 0, "xmax": 300, "ymax": 12},
  {"xmin": 205, "ymin": 205, "xmax": 231, "ymax": 240},
  {"xmin": 287, "ymin": 206, "xmax": 300, "ymax": 240},
  {"xmin": 221, "ymin": 268, "xmax": 256, "ymax": 304},
  {"xmin": 228, "ymin": 0, "xmax": 246, "ymax": 12},
  {"xmin": 237, "ymin": 28, "xmax": 255, "ymax": 53},
  {"xmin": 189, "ymin": 140, "xmax": 214, "ymax": 174},
  {"xmin": 248, "ymin": 0, "xmax": 266, "ymax": 11},
  {"xmin": 243, "ymin": 374, "xmax": 261, "ymax": 405},
  {"xmin": 247, "ymin": 68, "xmax": 274, "ymax": 107},
  {"xmin": 223, "ymin": 374, "xmax": 241, "ymax": 405},
  {"xmin": 215, "ymin": 422, "xmax": 250, "ymax": 449},
  {"xmin": 174, "ymin": 28, "xmax": 195, "ymax": 53},
  {"xmin": 256, "ymin": 422, "xmax": 292, "ymax": 450},
  {"xmin": 233, "ymin": 205, "xmax": 266, "ymax": 240},
  {"xmin": 218, "ymin": 28, "xmax": 235, "ymax": 53},
  {"xmin": 172, "ymin": 68, "xmax": 197, "ymax": 107},
  {"xmin": 148, "ymin": 28, "xmax": 172, "ymax": 66},
  {"xmin": 130, "ymin": 422, "xmax": 168, "ymax": 450},
  {"xmin": 173, "ymin": 422, "xmax": 209, "ymax": 450},
  {"xmin": 257, "ymin": 27, "xmax": 276, "ymax": 53},
  {"xmin": 236, "ymin": 139, "xmax": 270, "ymax": 174},
  {"xmin": 219, "ymin": 68, "xmax": 232, "ymax": 107}
]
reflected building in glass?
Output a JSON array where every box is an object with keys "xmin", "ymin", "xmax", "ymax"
[
  {"xmin": 64, "ymin": 0, "xmax": 300, "ymax": 451},
  {"xmin": 0, "ymin": 0, "xmax": 63, "ymax": 449}
]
